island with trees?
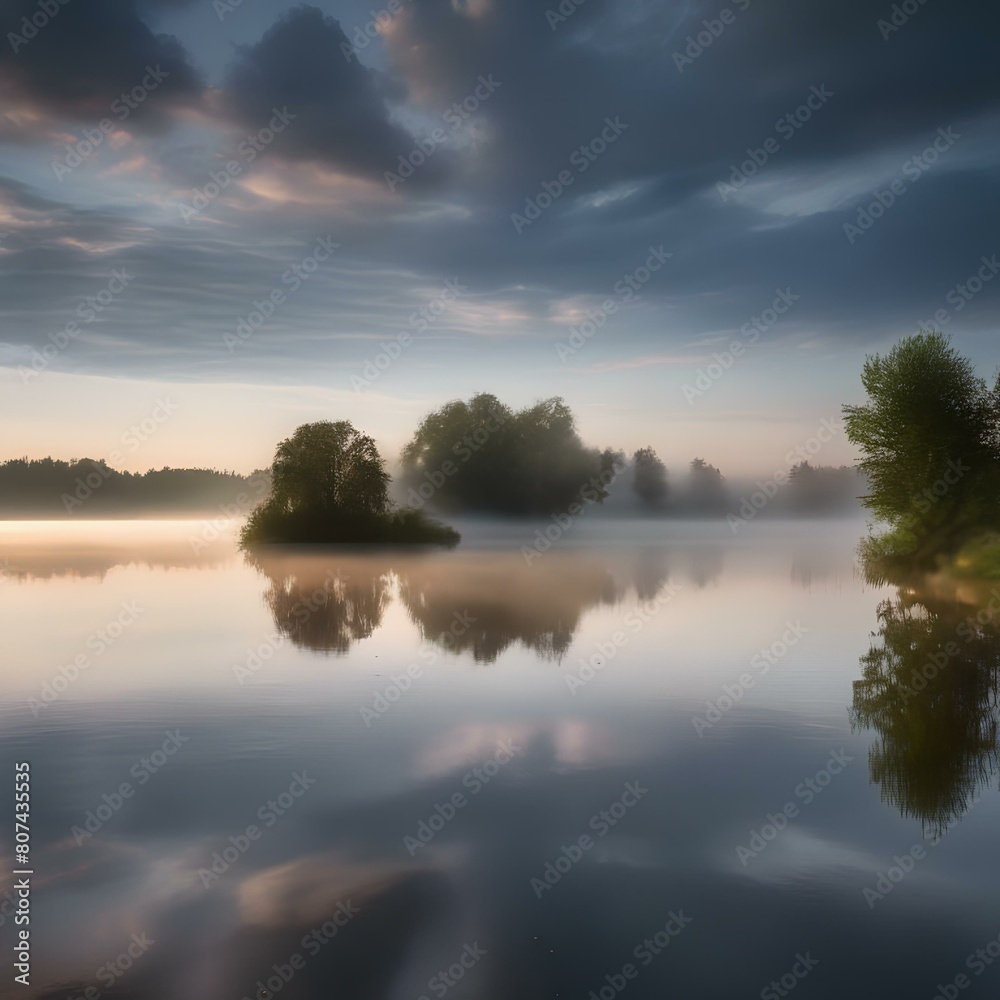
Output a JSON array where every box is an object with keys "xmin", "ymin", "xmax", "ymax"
[{"xmin": 239, "ymin": 421, "xmax": 460, "ymax": 547}]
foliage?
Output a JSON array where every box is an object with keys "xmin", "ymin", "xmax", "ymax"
[
  {"xmin": 844, "ymin": 332, "xmax": 999, "ymax": 560},
  {"xmin": 786, "ymin": 462, "xmax": 865, "ymax": 514},
  {"xmin": 0, "ymin": 456, "xmax": 263, "ymax": 515},
  {"xmin": 241, "ymin": 421, "xmax": 459, "ymax": 547},
  {"xmin": 631, "ymin": 447, "xmax": 669, "ymax": 508},
  {"xmin": 401, "ymin": 393, "xmax": 621, "ymax": 515},
  {"xmin": 950, "ymin": 534, "xmax": 1000, "ymax": 580}
]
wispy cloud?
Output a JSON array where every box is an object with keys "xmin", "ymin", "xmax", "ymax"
[{"xmin": 574, "ymin": 354, "xmax": 708, "ymax": 374}]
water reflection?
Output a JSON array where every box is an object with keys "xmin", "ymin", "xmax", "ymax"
[
  {"xmin": 852, "ymin": 580, "xmax": 1000, "ymax": 838},
  {"xmin": 247, "ymin": 551, "xmax": 393, "ymax": 653},
  {"xmin": 396, "ymin": 553, "xmax": 629, "ymax": 662},
  {"xmin": 245, "ymin": 548, "xmax": 679, "ymax": 662},
  {"xmin": 7, "ymin": 521, "xmax": 1000, "ymax": 999},
  {"xmin": 0, "ymin": 524, "xmax": 232, "ymax": 580}
]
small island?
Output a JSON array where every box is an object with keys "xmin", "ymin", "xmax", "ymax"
[{"xmin": 239, "ymin": 421, "xmax": 460, "ymax": 547}]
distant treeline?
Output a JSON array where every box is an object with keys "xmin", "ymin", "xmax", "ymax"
[
  {"xmin": 3, "ymin": 393, "xmax": 865, "ymax": 522},
  {"xmin": 0, "ymin": 458, "xmax": 269, "ymax": 516},
  {"xmin": 618, "ymin": 458, "xmax": 865, "ymax": 519}
]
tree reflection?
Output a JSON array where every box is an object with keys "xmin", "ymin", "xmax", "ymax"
[
  {"xmin": 246, "ymin": 551, "xmax": 393, "ymax": 653},
  {"xmin": 247, "ymin": 548, "xmax": 677, "ymax": 663},
  {"xmin": 851, "ymin": 581, "xmax": 1000, "ymax": 838},
  {"xmin": 395, "ymin": 553, "xmax": 624, "ymax": 662}
]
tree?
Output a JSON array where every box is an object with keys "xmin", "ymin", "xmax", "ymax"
[
  {"xmin": 242, "ymin": 421, "xmax": 458, "ymax": 546},
  {"xmin": 687, "ymin": 457, "xmax": 727, "ymax": 513},
  {"xmin": 843, "ymin": 332, "xmax": 999, "ymax": 557},
  {"xmin": 632, "ymin": 447, "xmax": 668, "ymax": 508},
  {"xmin": 786, "ymin": 463, "xmax": 865, "ymax": 514},
  {"xmin": 401, "ymin": 393, "xmax": 620, "ymax": 515},
  {"xmin": 269, "ymin": 421, "xmax": 390, "ymax": 518}
]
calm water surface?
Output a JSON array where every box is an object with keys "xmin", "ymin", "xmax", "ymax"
[{"xmin": 2, "ymin": 518, "xmax": 999, "ymax": 999}]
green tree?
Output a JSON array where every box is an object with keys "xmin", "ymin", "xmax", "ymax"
[
  {"xmin": 843, "ymin": 332, "xmax": 998, "ymax": 558},
  {"xmin": 401, "ymin": 393, "xmax": 619, "ymax": 515},
  {"xmin": 268, "ymin": 421, "xmax": 390, "ymax": 518},
  {"xmin": 632, "ymin": 447, "xmax": 669, "ymax": 508},
  {"xmin": 242, "ymin": 421, "xmax": 458, "ymax": 546}
]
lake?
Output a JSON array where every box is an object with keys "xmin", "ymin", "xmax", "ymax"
[{"xmin": 2, "ymin": 517, "xmax": 999, "ymax": 1000}]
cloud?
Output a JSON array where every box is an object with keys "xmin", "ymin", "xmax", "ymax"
[
  {"xmin": 216, "ymin": 4, "xmax": 434, "ymax": 183},
  {"xmin": 1, "ymin": 0, "xmax": 1000, "ymax": 396},
  {"xmin": 576, "ymin": 354, "xmax": 710, "ymax": 374},
  {"xmin": 0, "ymin": 0, "xmax": 204, "ymax": 138}
]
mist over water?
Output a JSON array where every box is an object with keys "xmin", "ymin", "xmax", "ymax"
[{"xmin": 3, "ymin": 518, "xmax": 999, "ymax": 999}]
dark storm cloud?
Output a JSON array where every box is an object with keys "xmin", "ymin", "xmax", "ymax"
[
  {"xmin": 378, "ymin": 0, "xmax": 1000, "ymax": 203},
  {"xmin": 0, "ymin": 0, "xmax": 204, "ymax": 135},
  {"xmin": 217, "ymin": 4, "xmax": 439, "ymax": 182},
  {"xmin": 290, "ymin": 0, "xmax": 999, "ymax": 341}
]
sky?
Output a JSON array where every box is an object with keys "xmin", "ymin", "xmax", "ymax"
[{"xmin": 0, "ymin": 0, "xmax": 998, "ymax": 476}]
